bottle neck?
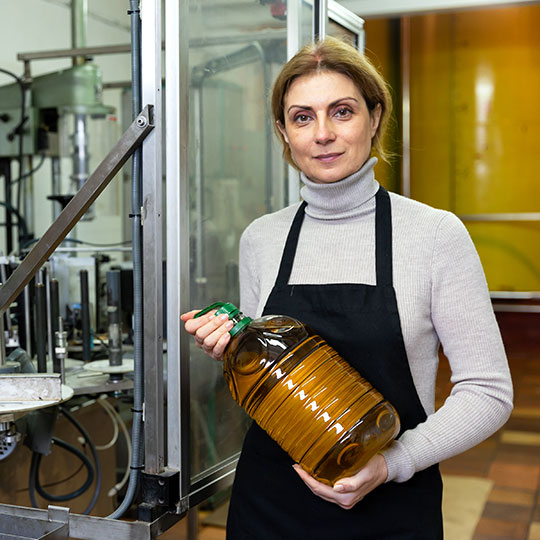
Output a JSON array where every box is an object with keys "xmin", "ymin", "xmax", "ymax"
[{"xmin": 230, "ymin": 313, "xmax": 252, "ymax": 338}]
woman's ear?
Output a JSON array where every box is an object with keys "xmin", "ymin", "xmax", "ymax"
[
  {"xmin": 276, "ymin": 120, "xmax": 289, "ymax": 144},
  {"xmin": 370, "ymin": 103, "xmax": 382, "ymax": 138}
]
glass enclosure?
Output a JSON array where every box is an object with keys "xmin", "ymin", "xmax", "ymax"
[
  {"xmin": 164, "ymin": 0, "xmax": 366, "ymax": 502},
  {"xmin": 186, "ymin": 0, "xmax": 289, "ymax": 479}
]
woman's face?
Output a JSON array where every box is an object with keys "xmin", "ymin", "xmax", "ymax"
[{"xmin": 278, "ymin": 71, "xmax": 381, "ymax": 184}]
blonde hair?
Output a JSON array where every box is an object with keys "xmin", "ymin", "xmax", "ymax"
[{"xmin": 271, "ymin": 36, "xmax": 392, "ymax": 167}]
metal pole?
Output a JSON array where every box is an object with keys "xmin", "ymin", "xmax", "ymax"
[
  {"xmin": 141, "ymin": 0, "xmax": 164, "ymax": 475},
  {"xmin": 165, "ymin": 0, "xmax": 191, "ymax": 501},
  {"xmin": 107, "ymin": 270, "xmax": 123, "ymax": 367},
  {"xmin": 80, "ymin": 269, "xmax": 91, "ymax": 363},
  {"xmin": 35, "ymin": 274, "xmax": 47, "ymax": 373},
  {"xmin": 50, "ymin": 278, "xmax": 61, "ymax": 373}
]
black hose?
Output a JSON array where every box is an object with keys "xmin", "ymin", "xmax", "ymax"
[
  {"xmin": 60, "ymin": 407, "xmax": 102, "ymax": 514},
  {"xmin": 32, "ymin": 437, "xmax": 95, "ymax": 502},
  {"xmin": 107, "ymin": 0, "xmax": 144, "ymax": 520},
  {"xmin": 11, "ymin": 153, "xmax": 46, "ymax": 184}
]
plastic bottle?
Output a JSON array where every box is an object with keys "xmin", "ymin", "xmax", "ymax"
[{"xmin": 194, "ymin": 302, "xmax": 400, "ymax": 486}]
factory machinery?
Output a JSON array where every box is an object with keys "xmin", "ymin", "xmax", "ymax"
[{"xmin": 0, "ymin": 0, "xmax": 367, "ymax": 537}]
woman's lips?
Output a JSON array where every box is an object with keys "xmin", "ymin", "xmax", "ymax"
[{"xmin": 314, "ymin": 152, "xmax": 343, "ymax": 162}]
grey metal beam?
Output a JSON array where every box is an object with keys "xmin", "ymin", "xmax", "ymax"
[
  {"xmin": 141, "ymin": 0, "xmax": 165, "ymax": 475},
  {"xmin": 0, "ymin": 106, "xmax": 154, "ymax": 315},
  {"xmin": 165, "ymin": 0, "xmax": 191, "ymax": 500}
]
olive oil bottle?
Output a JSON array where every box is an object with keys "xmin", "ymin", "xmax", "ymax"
[{"xmin": 194, "ymin": 302, "xmax": 400, "ymax": 486}]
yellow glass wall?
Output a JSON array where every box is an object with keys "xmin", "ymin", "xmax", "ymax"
[{"xmin": 368, "ymin": 5, "xmax": 540, "ymax": 292}]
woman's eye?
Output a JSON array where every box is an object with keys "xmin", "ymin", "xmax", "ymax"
[
  {"xmin": 335, "ymin": 107, "xmax": 352, "ymax": 118},
  {"xmin": 293, "ymin": 113, "xmax": 311, "ymax": 124}
]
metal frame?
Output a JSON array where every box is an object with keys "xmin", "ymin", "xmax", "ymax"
[
  {"xmin": 0, "ymin": 503, "xmax": 181, "ymax": 540},
  {"xmin": 141, "ymin": 0, "xmax": 165, "ymax": 477},
  {"xmin": 165, "ymin": 0, "xmax": 191, "ymax": 505}
]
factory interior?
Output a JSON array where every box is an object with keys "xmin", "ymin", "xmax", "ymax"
[{"xmin": 0, "ymin": 0, "xmax": 539, "ymax": 539}]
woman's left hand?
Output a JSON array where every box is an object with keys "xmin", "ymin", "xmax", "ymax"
[{"xmin": 293, "ymin": 454, "xmax": 388, "ymax": 510}]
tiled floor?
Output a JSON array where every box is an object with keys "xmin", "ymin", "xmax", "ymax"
[
  {"xmin": 166, "ymin": 311, "xmax": 540, "ymax": 539},
  {"xmin": 438, "ymin": 311, "xmax": 540, "ymax": 540}
]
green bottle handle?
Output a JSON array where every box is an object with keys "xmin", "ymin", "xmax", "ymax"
[{"xmin": 193, "ymin": 302, "xmax": 240, "ymax": 319}]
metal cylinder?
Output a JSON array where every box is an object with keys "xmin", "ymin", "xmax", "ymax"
[
  {"xmin": 71, "ymin": 0, "xmax": 88, "ymax": 66},
  {"xmin": 35, "ymin": 278, "xmax": 47, "ymax": 373},
  {"xmin": 50, "ymin": 279, "xmax": 61, "ymax": 374},
  {"xmin": 80, "ymin": 269, "xmax": 91, "ymax": 363},
  {"xmin": 106, "ymin": 270, "xmax": 123, "ymax": 367}
]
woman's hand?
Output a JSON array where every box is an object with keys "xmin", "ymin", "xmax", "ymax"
[
  {"xmin": 293, "ymin": 454, "xmax": 388, "ymax": 510},
  {"xmin": 181, "ymin": 309, "xmax": 233, "ymax": 361}
]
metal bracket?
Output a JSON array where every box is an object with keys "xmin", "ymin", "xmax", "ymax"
[
  {"xmin": 0, "ymin": 105, "xmax": 155, "ymax": 315},
  {"xmin": 139, "ymin": 469, "xmax": 181, "ymax": 523}
]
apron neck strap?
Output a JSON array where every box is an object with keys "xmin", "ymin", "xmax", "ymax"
[
  {"xmin": 274, "ymin": 187, "xmax": 393, "ymax": 287},
  {"xmin": 375, "ymin": 186, "xmax": 393, "ymax": 286},
  {"xmin": 275, "ymin": 201, "xmax": 307, "ymax": 287}
]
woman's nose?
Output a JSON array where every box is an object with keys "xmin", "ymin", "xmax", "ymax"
[{"xmin": 314, "ymin": 118, "xmax": 336, "ymax": 144}]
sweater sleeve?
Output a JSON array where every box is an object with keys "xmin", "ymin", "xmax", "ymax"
[
  {"xmin": 382, "ymin": 212, "xmax": 513, "ymax": 483},
  {"xmin": 239, "ymin": 225, "xmax": 261, "ymax": 319}
]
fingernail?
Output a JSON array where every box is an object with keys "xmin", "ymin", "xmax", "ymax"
[
  {"xmin": 220, "ymin": 314, "xmax": 228, "ymax": 321},
  {"xmin": 225, "ymin": 321, "xmax": 234, "ymax": 329},
  {"xmin": 334, "ymin": 484, "xmax": 345, "ymax": 492},
  {"xmin": 208, "ymin": 314, "xmax": 214, "ymax": 320}
]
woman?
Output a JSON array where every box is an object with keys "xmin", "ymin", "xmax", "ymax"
[{"xmin": 182, "ymin": 37, "xmax": 513, "ymax": 539}]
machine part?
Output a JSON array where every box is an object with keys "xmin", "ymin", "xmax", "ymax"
[
  {"xmin": 0, "ymin": 501, "xmax": 182, "ymax": 539},
  {"xmin": 139, "ymin": 470, "xmax": 180, "ymax": 523},
  {"xmin": 55, "ymin": 318, "xmax": 68, "ymax": 384},
  {"xmin": 71, "ymin": 0, "xmax": 88, "ymax": 67},
  {"xmin": 23, "ymin": 283, "xmax": 32, "ymax": 357},
  {"xmin": 35, "ymin": 277, "xmax": 48, "ymax": 373},
  {"xmin": 24, "ymin": 406, "xmax": 58, "ymax": 456},
  {"xmin": 0, "ymin": 104, "xmax": 154, "ymax": 314},
  {"xmin": 0, "ymin": 420, "xmax": 21, "ymax": 461},
  {"xmin": 80, "ymin": 269, "xmax": 91, "ymax": 363},
  {"xmin": 107, "ymin": 0, "xmax": 145, "ymax": 521},
  {"xmin": 58, "ymin": 406, "xmax": 101, "ymax": 515},
  {"xmin": 0, "ymin": 374, "xmax": 62, "ymax": 401},
  {"xmin": 0, "ymin": 158, "xmax": 14, "ymax": 252},
  {"xmin": 51, "ymin": 157, "xmax": 62, "ymax": 220},
  {"xmin": 6, "ymin": 347, "xmax": 35, "ymax": 373},
  {"xmin": 71, "ymin": 113, "xmax": 93, "ymax": 220},
  {"xmin": 50, "ymin": 279, "xmax": 61, "ymax": 373},
  {"xmin": 107, "ymin": 270, "xmax": 123, "ymax": 368},
  {"xmin": 99, "ymin": 397, "xmax": 132, "ymax": 497},
  {"xmin": 83, "ymin": 358, "xmax": 134, "ymax": 375},
  {"xmin": 0, "ymin": 504, "xmax": 69, "ymax": 539},
  {"xmin": 30, "ymin": 437, "xmax": 94, "ymax": 504}
]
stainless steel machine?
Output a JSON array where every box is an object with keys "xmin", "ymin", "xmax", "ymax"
[{"xmin": 0, "ymin": 0, "xmax": 365, "ymax": 538}]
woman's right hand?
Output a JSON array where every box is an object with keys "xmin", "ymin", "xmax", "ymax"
[{"xmin": 181, "ymin": 309, "xmax": 233, "ymax": 361}]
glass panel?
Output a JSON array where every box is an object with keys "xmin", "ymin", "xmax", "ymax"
[{"xmin": 187, "ymin": 0, "xmax": 288, "ymax": 479}]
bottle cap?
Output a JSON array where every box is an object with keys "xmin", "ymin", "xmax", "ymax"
[{"xmin": 193, "ymin": 301, "xmax": 252, "ymax": 338}]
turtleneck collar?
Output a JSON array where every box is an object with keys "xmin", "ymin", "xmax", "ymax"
[{"xmin": 300, "ymin": 157, "xmax": 380, "ymax": 220}]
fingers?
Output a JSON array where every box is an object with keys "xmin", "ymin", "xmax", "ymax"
[
  {"xmin": 180, "ymin": 309, "xmax": 200, "ymax": 322},
  {"xmin": 182, "ymin": 310, "xmax": 233, "ymax": 361},
  {"xmin": 292, "ymin": 465, "xmax": 364, "ymax": 510}
]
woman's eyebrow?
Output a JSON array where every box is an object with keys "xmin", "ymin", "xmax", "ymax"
[{"xmin": 286, "ymin": 97, "xmax": 359, "ymax": 114}]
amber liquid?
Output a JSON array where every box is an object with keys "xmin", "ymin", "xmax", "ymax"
[{"xmin": 223, "ymin": 315, "xmax": 400, "ymax": 486}]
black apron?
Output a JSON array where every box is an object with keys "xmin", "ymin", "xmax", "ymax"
[{"xmin": 227, "ymin": 187, "xmax": 443, "ymax": 540}]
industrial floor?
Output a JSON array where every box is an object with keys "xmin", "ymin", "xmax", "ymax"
[{"xmin": 163, "ymin": 311, "xmax": 540, "ymax": 540}]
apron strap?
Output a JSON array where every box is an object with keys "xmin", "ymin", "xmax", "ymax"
[
  {"xmin": 275, "ymin": 201, "xmax": 308, "ymax": 287},
  {"xmin": 375, "ymin": 187, "xmax": 393, "ymax": 286}
]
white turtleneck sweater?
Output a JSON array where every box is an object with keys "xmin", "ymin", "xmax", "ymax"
[{"xmin": 238, "ymin": 157, "xmax": 513, "ymax": 484}]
